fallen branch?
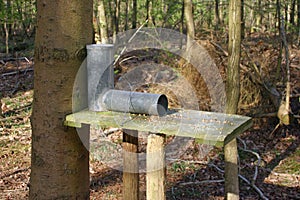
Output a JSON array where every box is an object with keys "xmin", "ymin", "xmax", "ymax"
[
  {"xmin": 0, "ymin": 114, "xmax": 25, "ymax": 122},
  {"xmin": 169, "ymin": 156, "xmax": 269, "ymax": 199},
  {"xmin": 0, "ymin": 56, "xmax": 31, "ymax": 63},
  {"xmin": 179, "ymin": 179, "xmax": 224, "ymax": 186},
  {"xmin": 237, "ymin": 137, "xmax": 261, "ymax": 184},
  {"xmin": 0, "ymin": 167, "xmax": 30, "ymax": 179},
  {"xmin": 113, "ymin": 19, "xmax": 148, "ymax": 66},
  {"xmin": 254, "ymin": 112, "xmax": 277, "ymax": 118},
  {"xmin": 209, "ymin": 40, "xmax": 228, "ymax": 56},
  {"xmin": 209, "ymin": 162, "xmax": 268, "ymax": 200},
  {"xmin": 1, "ymin": 67, "xmax": 33, "ymax": 77}
]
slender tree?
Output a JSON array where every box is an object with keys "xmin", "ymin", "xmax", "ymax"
[
  {"xmin": 98, "ymin": 0, "xmax": 109, "ymax": 43},
  {"xmin": 214, "ymin": 0, "xmax": 221, "ymax": 29},
  {"xmin": 125, "ymin": 0, "xmax": 130, "ymax": 30},
  {"xmin": 184, "ymin": 0, "xmax": 195, "ymax": 50},
  {"xmin": 29, "ymin": 0, "xmax": 93, "ymax": 198},
  {"xmin": 132, "ymin": 0, "xmax": 137, "ymax": 29},
  {"xmin": 290, "ymin": 0, "xmax": 296, "ymax": 25},
  {"xmin": 298, "ymin": 0, "xmax": 300, "ymax": 28},
  {"xmin": 225, "ymin": 0, "xmax": 242, "ymax": 199}
]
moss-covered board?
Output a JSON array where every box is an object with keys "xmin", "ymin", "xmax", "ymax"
[{"xmin": 64, "ymin": 109, "xmax": 252, "ymax": 147}]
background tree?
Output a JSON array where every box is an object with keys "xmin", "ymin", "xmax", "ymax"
[
  {"xmin": 225, "ymin": 0, "xmax": 242, "ymax": 199},
  {"xmin": 97, "ymin": 0, "xmax": 109, "ymax": 43},
  {"xmin": 29, "ymin": 0, "xmax": 93, "ymax": 198},
  {"xmin": 184, "ymin": 0, "xmax": 195, "ymax": 50},
  {"xmin": 132, "ymin": 0, "xmax": 137, "ymax": 29}
]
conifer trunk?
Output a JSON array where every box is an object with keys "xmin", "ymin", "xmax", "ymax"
[{"xmin": 29, "ymin": 1, "xmax": 93, "ymax": 199}]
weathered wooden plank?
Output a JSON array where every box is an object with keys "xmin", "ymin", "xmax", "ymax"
[{"xmin": 64, "ymin": 109, "xmax": 252, "ymax": 147}]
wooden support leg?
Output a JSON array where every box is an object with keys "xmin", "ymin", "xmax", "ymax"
[
  {"xmin": 146, "ymin": 133, "xmax": 166, "ymax": 200},
  {"xmin": 123, "ymin": 129, "xmax": 139, "ymax": 200},
  {"xmin": 224, "ymin": 139, "xmax": 239, "ymax": 200}
]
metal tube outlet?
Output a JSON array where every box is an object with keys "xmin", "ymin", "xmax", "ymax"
[
  {"xmin": 86, "ymin": 43, "xmax": 169, "ymax": 116},
  {"xmin": 86, "ymin": 44, "xmax": 114, "ymax": 111},
  {"xmin": 102, "ymin": 89, "xmax": 168, "ymax": 116}
]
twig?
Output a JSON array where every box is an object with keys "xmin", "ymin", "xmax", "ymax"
[
  {"xmin": 254, "ymin": 112, "xmax": 277, "ymax": 118},
  {"xmin": 1, "ymin": 67, "xmax": 33, "ymax": 76},
  {"xmin": 0, "ymin": 167, "xmax": 30, "ymax": 179},
  {"xmin": 179, "ymin": 179, "xmax": 224, "ymax": 186},
  {"xmin": 113, "ymin": 20, "xmax": 148, "ymax": 66},
  {"xmin": 0, "ymin": 56, "xmax": 31, "ymax": 63},
  {"xmin": 237, "ymin": 137, "xmax": 261, "ymax": 183},
  {"xmin": 210, "ymin": 161, "xmax": 268, "ymax": 200},
  {"xmin": 104, "ymin": 128, "xmax": 120, "ymax": 135},
  {"xmin": 238, "ymin": 174, "xmax": 269, "ymax": 200},
  {"xmin": 209, "ymin": 40, "xmax": 228, "ymax": 56},
  {"xmin": 0, "ymin": 114, "xmax": 25, "ymax": 122},
  {"xmin": 169, "ymin": 156, "xmax": 268, "ymax": 199},
  {"xmin": 209, "ymin": 40, "xmax": 250, "ymax": 72}
]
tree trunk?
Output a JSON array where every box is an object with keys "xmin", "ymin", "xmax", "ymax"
[
  {"xmin": 184, "ymin": 0, "xmax": 195, "ymax": 51},
  {"xmin": 146, "ymin": 0, "xmax": 154, "ymax": 25},
  {"xmin": 298, "ymin": 0, "xmax": 300, "ymax": 27},
  {"xmin": 215, "ymin": 0, "xmax": 221, "ymax": 29},
  {"xmin": 4, "ymin": 22, "xmax": 9, "ymax": 55},
  {"xmin": 298, "ymin": 0, "xmax": 300, "ymax": 44},
  {"xmin": 132, "ymin": 0, "xmax": 137, "ymax": 29},
  {"xmin": 290, "ymin": 0, "xmax": 296, "ymax": 25},
  {"xmin": 249, "ymin": 0, "xmax": 255, "ymax": 33},
  {"xmin": 115, "ymin": 0, "xmax": 120, "ymax": 33},
  {"xmin": 241, "ymin": 0, "xmax": 245, "ymax": 38},
  {"xmin": 256, "ymin": 0, "xmax": 263, "ymax": 29},
  {"xmin": 276, "ymin": 0, "xmax": 281, "ymax": 35},
  {"xmin": 98, "ymin": 0, "xmax": 109, "ymax": 43},
  {"xmin": 219, "ymin": 0, "xmax": 224, "ymax": 24},
  {"xmin": 125, "ymin": 0, "xmax": 130, "ymax": 30},
  {"xmin": 29, "ymin": 1, "xmax": 93, "ymax": 199},
  {"xmin": 225, "ymin": 0, "xmax": 242, "ymax": 199}
]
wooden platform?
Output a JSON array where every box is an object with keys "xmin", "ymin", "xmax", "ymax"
[{"xmin": 65, "ymin": 109, "xmax": 252, "ymax": 147}]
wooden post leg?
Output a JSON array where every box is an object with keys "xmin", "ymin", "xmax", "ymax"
[
  {"xmin": 146, "ymin": 133, "xmax": 166, "ymax": 200},
  {"xmin": 224, "ymin": 139, "xmax": 239, "ymax": 200},
  {"xmin": 123, "ymin": 129, "xmax": 139, "ymax": 200}
]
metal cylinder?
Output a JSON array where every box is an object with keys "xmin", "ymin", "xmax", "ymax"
[
  {"xmin": 86, "ymin": 44, "xmax": 114, "ymax": 111},
  {"xmin": 102, "ymin": 89, "xmax": 168, "ymax": 116}
]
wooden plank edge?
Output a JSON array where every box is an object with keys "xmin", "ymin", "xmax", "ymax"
[{"xmin": 223, "ymin": 118, "xmax": 253, "ymax": 146}]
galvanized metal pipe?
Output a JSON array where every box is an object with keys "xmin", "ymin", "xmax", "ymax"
[
  {"xmin": 86, "ymin": 43, "xmax": 169, "ymax": 116},
  {"xmin": 86, "ymin": 44, "xmax": 114, "ymax": 111},
  {"xmin": 102, "ymin": 89, "xmax": 168, "ymax": 116}
]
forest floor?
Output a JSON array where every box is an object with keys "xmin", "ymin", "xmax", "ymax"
[{"xmin": 0, "ymin": 32, "xmax": 299, "ymax": 199}]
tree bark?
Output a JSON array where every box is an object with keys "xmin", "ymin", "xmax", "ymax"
[
  {"xmin": 184, "ymin": 0, "xmax": 195, "ymax": 51},
  {"xmin": 298, "ymin": 0, "xmax": 300, "ymax": 44},
  {"xmin": 29, "ymin": 0, "xmax": 93, "ymax": 199},
  {"xmin": 98, "ymin": 0, "xmax": 109, "ymax": 43},
  {"xmin": 146, "ymin": 0, "xmax": 154, "ymax": 25},
  {"xmin": 132, "ymin": 0, "xmax": 137, "ymax": 29},
  {"xmin": 225, "ymin": 0, "xmax": 242, "ymax": 199},
  {"xmin": 125, "ymin": 0, "xmax": 130, "ymax": 30},
  {"xmin": 298, "ymin": 0, "xmax": 300, "ymax": 28},
  {"xmin": 215, "ymin": 0, "xmax": 221, "ymax": 29},
  {"xmin": 290, "ymin": 0, "xmax": 296, "ymax": 25}
]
